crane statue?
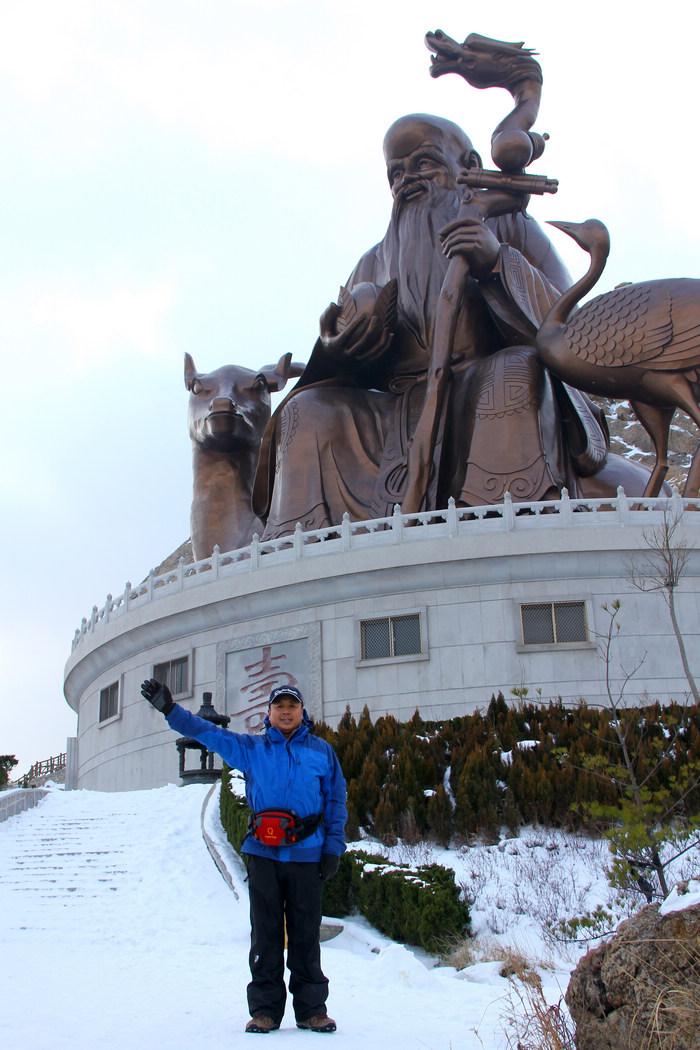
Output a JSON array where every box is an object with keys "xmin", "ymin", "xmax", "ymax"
[{"xmin": 535, "ymin": 218, "xmax": 700, "ymax": 498}]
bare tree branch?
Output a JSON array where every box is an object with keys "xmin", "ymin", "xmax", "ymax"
[{"xmin": 625, "ymin": 503, "xmax": 700, "ymax": 705}]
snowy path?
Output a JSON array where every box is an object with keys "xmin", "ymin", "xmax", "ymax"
[{"xmin": 1, "ymin": 786, "xmax": 513, "ymax": 1049}]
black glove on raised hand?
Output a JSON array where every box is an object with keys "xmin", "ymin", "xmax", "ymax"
[
  {"xmin": 140, "ymin": 679, "xmax": 174, "ymax": 716},
  {"xmin": 319, "ymin": 853, "xmax": 340, "ymax": 882}
]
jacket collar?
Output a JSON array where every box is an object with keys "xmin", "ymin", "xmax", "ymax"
[{"xmin": 265, "ymin": 721, "xmax": 309, "ymax": 745}]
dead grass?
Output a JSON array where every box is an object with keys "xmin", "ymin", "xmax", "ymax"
[
  {"xmin": 626, "ymin": 935, "xmax": 700, "ymax": 1050},
  {"xmin": 442, "ymin": 934, "xmax": 578, "ymax": 1048},
  {"xmin": 502, "ymin": 973, "xmax": 576, "ymax": 1050},
  {"xmin": 441, "ymin": 932, "xmax": 549, "ymax": 979},
  {"xmin": 440, "ymin": 935, "xmax": 478, "ymax": 972}
]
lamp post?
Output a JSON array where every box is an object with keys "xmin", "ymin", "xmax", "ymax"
[{"xmin": 175, "ymin": 692, "xmax": 230, "ymax": 784}]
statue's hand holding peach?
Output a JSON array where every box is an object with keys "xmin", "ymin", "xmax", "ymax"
[{"xmin": 319, "ymin": 280, "xmax": 396, "ymax": 367}]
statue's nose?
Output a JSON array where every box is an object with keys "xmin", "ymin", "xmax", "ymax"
[{"xmin": 209, "ymin": 396, "xmax": 238, "ymax": 414}]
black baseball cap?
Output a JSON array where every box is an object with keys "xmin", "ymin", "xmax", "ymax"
[{"xmin": 268, "ymin": 686, "xmax": 304, "ymax": 706}]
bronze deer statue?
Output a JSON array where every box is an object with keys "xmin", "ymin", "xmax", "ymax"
[{"xmin": 186, "ymin": 352, "xmax": 304, "ymax": 560}]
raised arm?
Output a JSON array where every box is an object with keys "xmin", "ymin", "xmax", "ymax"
[{"xmin": 141, "ymin": 679, "xmax": 253, "ymax": 772}]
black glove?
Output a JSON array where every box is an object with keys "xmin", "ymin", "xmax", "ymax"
[
  {"xmin": 140, "ymin": 679, "xmax": 174, "ymax": 716},
  {"xmin": 319, "ymin": 854, "xmax": 340, "ymax": 882}
]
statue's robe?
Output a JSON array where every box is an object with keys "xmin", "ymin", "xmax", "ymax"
[{"xmin": 253, "ymin": 211, "xmax": 614, "ymax": 538}]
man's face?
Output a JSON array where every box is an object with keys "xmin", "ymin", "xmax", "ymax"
[
  {"xmin": 385, "ymin": 123, "xmax": 462, "ymax": 209},
  {"xmin": 268, "ymin": 696, "xmax": 304, "ymax": 738}
]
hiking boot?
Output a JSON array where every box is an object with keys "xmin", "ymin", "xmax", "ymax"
[
  {"xmin": 296, "ymin": 1014, "xmax": 337, "ymax": 1033},
  {"xmin": 245, "ymin": 1015, "xmax": 280, "ymax": 1033}
]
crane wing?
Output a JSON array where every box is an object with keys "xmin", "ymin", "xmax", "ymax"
[
  {"xmin": 642, "ymin": 284, "xmax": 700, "ymax": 371},
  {"xmin": 563, "ymin": 284, "xmax": 655, "ymax": 366},
  {"xmin": 562, "ymin": 280, "xmax": 700, "ymax": 372}
]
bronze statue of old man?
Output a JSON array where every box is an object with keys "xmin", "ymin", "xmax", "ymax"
[{"xmin": 253, "ymin": 113, "xmax": 651, "ymax": 538}]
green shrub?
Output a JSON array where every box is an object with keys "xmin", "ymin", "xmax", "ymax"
[
  {"xmin": 323, "ymin": 850, "xmax": 470, "ymax": 952},
  {"xmin": 220, "ymin": 764, "xmax": 251, "ymax": 853},
  {"xmin": 359, "ymin": 858, "xmax": 469, "ymax": 952},
  {"xmin": 321, "ymin": 850, "xmax": 366, "ymax": 917},
  {"xmin": 321, "ymin": 697, "xmax": 700, "ymax": 841},
  {"xmin": 0, "ymin": 755, "xmax": 18, "ymax": 788}
]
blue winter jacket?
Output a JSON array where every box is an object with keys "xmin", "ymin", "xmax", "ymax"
[{"xmin": 166, "ymin": 704, "xmax": 347, "ymax": 862}]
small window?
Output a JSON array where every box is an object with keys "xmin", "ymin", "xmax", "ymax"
[
  {"xmin": 99, "ymin": 681, "xmax": 119, "ymax": 722},
  {"xmin": 153, "ymin": 655, "xmax": 190, "ymax": 698},
  {"xmin": 520, "ymin": 601, "xmax": 588, "ymax": 645},
  {"xmin": 360, "ymin": 613, "xmax": 422, "ymax": 660}
]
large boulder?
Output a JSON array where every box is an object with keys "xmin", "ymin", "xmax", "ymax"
[{"xmin": 565, "ymin": 892, "xmax": 700, "ymax": 1050}]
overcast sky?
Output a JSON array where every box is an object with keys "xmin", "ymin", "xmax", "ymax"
[{"xmin": 2, "ymin": 0, "xmax": 699, "ymax": 775}]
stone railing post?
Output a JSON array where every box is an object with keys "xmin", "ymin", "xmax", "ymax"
[
  {"xmin": 293, "ymin": 522, "xmax": 303, "ymax": 559},
  {"xmin": 503, "ymin": 491, "xmax": 515, "ymax": 531},
  {"xmin": 559, "ymin": 488, "xmax": 574, "ymax": 526},
  {"xmin": 447, "ymin": 497, "xmax": 458, "ymax": 536},
  {"xmin": 671, "ymin": 486, "xmax": 685, "ymax": 523},
  {"xmin": 392, "ymin": 504, "xmax": 403, "ymax": 543},
  {"xmin": 250, "ymin": 533, "xmax": 260, "ymax": 571},
  {"xmin": 341, "ymin": 513, "xmax": 351, "ymax": 551},
  {"xmin": 616, "ymin": 486, "xmax": 631, "ymax": 524}
]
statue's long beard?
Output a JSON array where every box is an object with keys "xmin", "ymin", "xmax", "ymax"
[{"xmin": 376, "ymin": 185, "xmax": 463, "ymax": 350}]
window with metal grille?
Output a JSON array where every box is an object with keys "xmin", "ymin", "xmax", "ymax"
[
  {"xmin": 99, "ymin": 681, "xmax": 119, "ymax": 722},
  {"xmin": 520, "ymin": 601, "xmax": 588, "ymax": 645},
  {"xmin": 153, "ymin": 656, "xmax": 190, "ymax": 697},
  {"xmin": 360, "ymin": 613, "xmax": 422, "ymax": 660}
]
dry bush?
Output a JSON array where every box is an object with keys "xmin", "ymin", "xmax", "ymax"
[
  {"xmin": 441, "ymin": 935, "xmax": 478, "ymax": 972},
  {"xmin": 389, "ymin": 839, "xmax": 436, "ymax": 868},
  {"xmin": 503, "ymin": 973, "xmax": 576, "ymax": 1050},
  {"xmin": 495, "ymin": 943, "xmax": 535, "ymax": 979},
  {"xmin": 441, "ymin": 932, "xmax": 547, "ymax": 979},
  {"xmin": 455, "ymin": 833, "xmax": 606, "ymax": 949}
]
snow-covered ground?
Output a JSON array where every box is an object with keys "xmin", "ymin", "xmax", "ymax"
[{"xmin": 2, "ymin": 784, "xmax": 698, "ymax": 1049}]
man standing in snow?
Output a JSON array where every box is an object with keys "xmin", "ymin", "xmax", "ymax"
[{"xmin": 141, "ymin": 679, "xmax": 347, "ymax": 1034}]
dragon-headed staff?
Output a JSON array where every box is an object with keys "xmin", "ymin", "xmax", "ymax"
[{"xmin": 400, "ymin": 31, "xmax": 558, "ymax": 514}]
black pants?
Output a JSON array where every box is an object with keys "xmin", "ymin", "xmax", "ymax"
[{"xmin": 246, "ymin": 855, "xmax": 328, "ymax": 1023}]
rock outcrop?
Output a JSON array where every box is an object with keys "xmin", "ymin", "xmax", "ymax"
[
  {"xmin": 151, "ymin": 538, "xmax": 193, "ymax": 575},
  {"xmin": 566, "ymin": 897, "xmax": 700, "ymax": 1050},
  {"xmin": 599, "ymin": 395, "xmax": 695, "ymax": 492}
]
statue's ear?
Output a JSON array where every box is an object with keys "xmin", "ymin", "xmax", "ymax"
[
  {"xmin": 184, "ymin": 352, "xmax": 198, "ymax": 391},
  {"xmin": 464, "ymin": 149, "xmax": 483, "ymax": 171},
  {"xmin": 258, "ymin": 352, "xmax": 306, "ymax": 393}
]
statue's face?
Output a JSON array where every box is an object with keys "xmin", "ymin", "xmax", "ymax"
[{"xmin": 384, "ymin": 120, "xmax": 463, "ymax": 208}]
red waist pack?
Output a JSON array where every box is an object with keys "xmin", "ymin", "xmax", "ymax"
[{"xmin": 249, "ymin": 809, "xmax": 322, "ymax": 847}]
